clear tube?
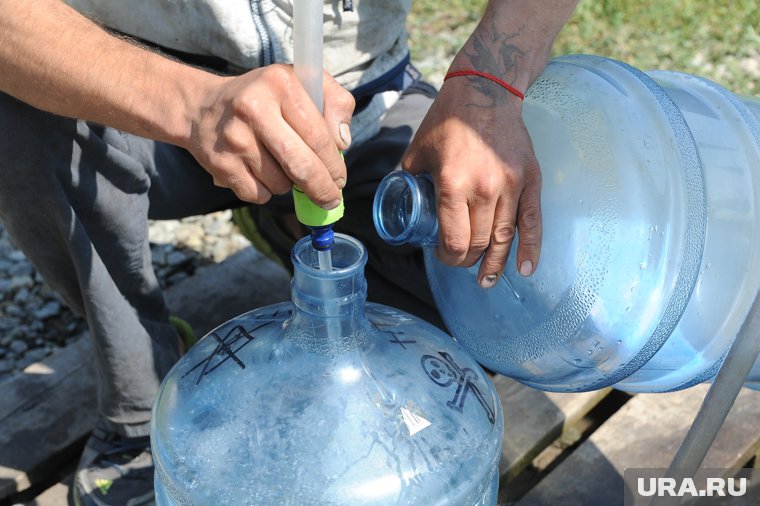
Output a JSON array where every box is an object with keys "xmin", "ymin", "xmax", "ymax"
[{"xmin": 293, "ymin": 0, "xmax": 323, "ymax": 113}]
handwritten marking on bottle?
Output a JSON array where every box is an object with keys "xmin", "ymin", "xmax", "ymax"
[
  {"xmin": 183, "ymin": 309, "xmax": 291, "ymax": 385},
  {"xmin": 386, "ymin": 330, "xmax": 417, "ymax": 349},
  {"xmin": 421, "ymin": 352, "xmax": 496, "ymax": 424}
]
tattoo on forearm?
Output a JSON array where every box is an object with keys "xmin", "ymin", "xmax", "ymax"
[{"xmin": 463, "ymin": 21, "xmax": 527, "ymax": 108}]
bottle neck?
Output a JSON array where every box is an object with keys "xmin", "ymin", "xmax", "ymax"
[
  {"xmin": 288, "ymin": 234, "xmax": 370, "ymax": 352},
  {"xmin": 373, "ymin": 171, "xmax": 438, "ymax": 247}
]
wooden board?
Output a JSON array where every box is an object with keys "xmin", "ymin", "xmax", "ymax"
[
  {"xmin": 0, "ymin": 336, "xmax": 96, "ymax": 500},
  {"xmin": 23, "ymin": 481, "xmax": 70, "ymax": 506},
  {"xmin": 493, "ymin": 375, "xmax": 612, "ymax": 483},
  {"xmin": 516, "ymin": 385, "xmax": 760, "ymax": 506}
]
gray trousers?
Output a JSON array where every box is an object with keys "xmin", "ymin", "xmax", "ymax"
[{"xmin": 0, "ymin": 86, "xmax": 439, "ymax": 438}]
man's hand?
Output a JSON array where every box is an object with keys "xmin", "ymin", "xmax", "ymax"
[
  {"xmin": 0, "ymin": 1, "xmax": 354, "ymax": 210},
  {"xmin": 404, "ymin": 0, "xmax": 578, "ymax": 288},
  {"xmin": 187, "ymin": 66, "xmax": 354, "ymax": 208},
  {"xmin": 404, "ymin": 81, "xmax": 541, "ymax": 287}
]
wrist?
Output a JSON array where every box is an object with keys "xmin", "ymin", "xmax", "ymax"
[
  {"xmin": 444, "ymin": 70, "xmax": 526, "ymax": 101},
  {"xmin": 124, "ymin": 54, "xmax": 225, "ymax": 149},
  {"xmin": 126, "ymin": 53, "xmax": 226, "ymax": 149},
  {"xmin": 164, "ymin": 66, "xmax": 225, "ymax": 149},
  {"xmin": 451, "ymin": 0, "xmax": 578, "ymax": 92},
  {"xmin": 449, "ymin": 34, "xmax": 547, "ymax": 95}
]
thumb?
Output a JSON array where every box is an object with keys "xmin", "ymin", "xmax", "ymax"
[{"xmin": 322, "ymin": 72, "xmax": 355, "ymax": 151}]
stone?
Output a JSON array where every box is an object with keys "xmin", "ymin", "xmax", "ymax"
[
  {"xmin": 9, "ymin": 339, "xmax": 29, "ymax": 355},
  {"xmin": 9, "ymin": 275, "xmax": 34, "ymax": 292},
  {"xmin": 34, "ymin": 301, "xmax": 61, "ymax": 320}
]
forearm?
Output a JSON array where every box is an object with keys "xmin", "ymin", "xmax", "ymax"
[
  {"xmin": 0, "ymin": 0, "xmax": 220, "ymax": 147},
  {"xmin": 450, "ymin": 0, "xmax": 579, "ymax": 93}
]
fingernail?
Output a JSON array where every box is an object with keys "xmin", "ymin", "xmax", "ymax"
[
  {"xmin": 479, "ymin": 274, "xmax": 498, "ymax": 289},
  {"xmin": 335, "ymin": 177, "xmax": 346, "ymax": 189},
  {"xmin": 339, "ymin": 122, "xmax": 352, "ymax": 148},
  {"xmin": 519, "ymin": 260, "xmax": 533, "ymax": 276}
]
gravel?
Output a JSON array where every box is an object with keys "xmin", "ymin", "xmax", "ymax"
[{"xmin": 0, "ymin": 210, "xmax": 250, "ymax": 382}]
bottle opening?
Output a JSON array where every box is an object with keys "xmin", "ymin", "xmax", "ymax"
[
  {"xmin": 290, "ymin": 233, "xmax": 369, "ymax": 324},
  {"xmin": 292, "ymin": 233, "xmax": 368, "ymax": 279},
  {"xmin": 373, "ymin": 171, "xmax": 422, "ymax": 245}
]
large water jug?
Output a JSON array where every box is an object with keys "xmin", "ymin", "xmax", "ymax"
[
  {"xmin": 151, "ymin": 233, "xmax": 503, "ymax": 505},
  {"xmin": 373, "ymin": 55, "xmax": 760, "ymax": 393}
]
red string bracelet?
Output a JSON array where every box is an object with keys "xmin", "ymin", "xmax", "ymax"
[{"xmin": 443, "ymin": 70, "xmax": 525, "ymax": 101}]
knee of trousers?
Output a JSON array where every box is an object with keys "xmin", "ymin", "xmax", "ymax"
[
  {"xmin": 0, "ymin": 94, "xmax": 87, "ymax": 311},
  {"xmin": 0, "ymin": 92, "xmax": 79, "ymax": 183},
  {"xmin": 0, "ymin": 92, "xmax": 86, "ymax": 240}
]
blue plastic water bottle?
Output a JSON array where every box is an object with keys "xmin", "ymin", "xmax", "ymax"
[
  {"xmin": 373, "ymin": 55, "xmax": 760, "ymax": 393},
  {"xmin": 151, "ymin": 234, "xmax": 503, "ymax": 504}
]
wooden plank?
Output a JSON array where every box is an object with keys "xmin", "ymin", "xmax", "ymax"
[
  {"xmin": 516, "ymin": 385, "xmax": 760, "ymax": 506},
  {"xmin": 24, "ymin": 481, "xmax": 70, "ymax": 506},
  {"xmin": 0, "ymin": 336, "xmax": 97, "ymax": 500},
  {"xmin": 0, "ymin": 334, "xmax": 89, "ymax": 421},
  {"xmin": 493, "ymin": 375, "xmax": 612, "ymax": 482}
]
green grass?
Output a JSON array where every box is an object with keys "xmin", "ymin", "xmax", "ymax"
[{"xmin": 408, "ymin": 0, "xmax": 759, "ymax": 95}]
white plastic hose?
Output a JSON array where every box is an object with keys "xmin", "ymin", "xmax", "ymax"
[{"xmin": 293, "ymin": 0, "xmax": 324, "ymax": 113}]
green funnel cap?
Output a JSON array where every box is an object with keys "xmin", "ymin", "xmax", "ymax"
[{"xmin": 292, "ymin": 186, "xmax": 344, "ymax": 227}]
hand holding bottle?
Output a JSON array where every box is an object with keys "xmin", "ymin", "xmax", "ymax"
[{"xmin": 402, "ymin": 79, "xmax": 542, "ymax": 288}]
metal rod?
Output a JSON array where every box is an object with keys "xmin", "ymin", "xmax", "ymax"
[{"xmin": 651, "ymin": 290, "xmax": 760, "ymax": 505}]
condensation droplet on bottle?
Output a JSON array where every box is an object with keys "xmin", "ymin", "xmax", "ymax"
[
  {"xmin": 616, "ymin": 340, "xmax": 622, "ymax": 345},
  {"xmin": 639, "ymin": 262, "xmax": 647, "ymax": 270}
]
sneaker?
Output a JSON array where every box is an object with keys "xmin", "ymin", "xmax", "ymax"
[{"xmin": 71, "ymin": 426, "xmax": 155, "ymax": 506}]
